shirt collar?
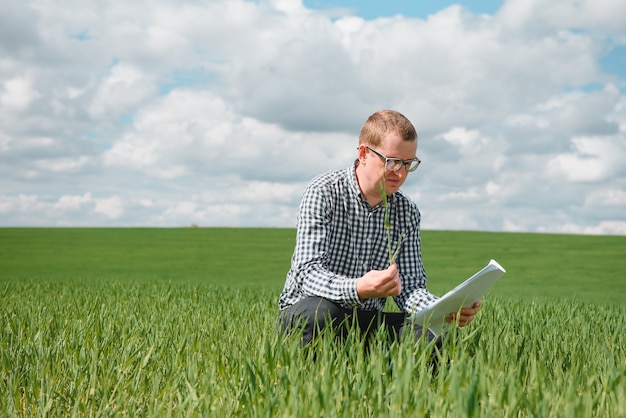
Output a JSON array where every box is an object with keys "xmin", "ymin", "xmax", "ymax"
[
  {"xmin": 348, "ymin": 160, "xmax": 394, "ymax": 208},
  {"xmin": 348, "ymin": 159, "xmax": 361, "ymax": 198}
]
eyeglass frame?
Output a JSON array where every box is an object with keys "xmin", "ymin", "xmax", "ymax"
[{"xmin": 365, "ymin": 146, "xmax": 421, "ymax": 172}]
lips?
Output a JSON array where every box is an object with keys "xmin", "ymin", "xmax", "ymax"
[{"xmin": 387, "ymin": 178, "xmax": 400, "ymax": 187}]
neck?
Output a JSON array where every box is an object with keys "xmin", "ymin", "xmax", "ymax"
[{"xmin": 355, "ymin": 163, "xmax": 384, "ymax": 207}]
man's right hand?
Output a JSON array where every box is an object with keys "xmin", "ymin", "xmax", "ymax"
[{"xmin": 355, "ymin": 264, "xmax": 401, "ymax": 300}]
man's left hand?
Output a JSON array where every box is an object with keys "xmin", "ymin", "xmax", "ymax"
[{"xmin": 446, "ymin": 301, "xmax": 481, "ymax": 327}]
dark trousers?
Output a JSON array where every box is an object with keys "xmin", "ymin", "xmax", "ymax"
[{"xmin": 278, "ymin": 296, "xmax": 442, "ymax": 350}]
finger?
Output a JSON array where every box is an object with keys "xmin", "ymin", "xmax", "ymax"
[
  {"xmin": 446, "ymin": 311, "xmax": 473, "ymax": 326},
  {"xmin": 460, "ymin": 307, "xmax": 478, "ymax": 316},
  {"xmin": 458, "ymin": 313, "xmax": 476, "ymax": 326},
  {"xmin": 391, "ymin": 277, "xmax": 401, "ymax": 295},
  {"xmin": 387, "ymin": 276, "xmax": 401, "ymax": 296}
]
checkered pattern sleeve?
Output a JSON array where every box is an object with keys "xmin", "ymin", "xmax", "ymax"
[{"xmin": 287, "ymin": 175, "xmax": 363, "ymax": 307}]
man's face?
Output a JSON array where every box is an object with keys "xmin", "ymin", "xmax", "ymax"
[{"xmin": 361, "ymin": 132, "xmax": 418, "ymax": 195}]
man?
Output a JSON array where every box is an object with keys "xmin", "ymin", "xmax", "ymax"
[{"xmin": 278, "ymin": 110, "xmax": 480, "ymax": 347}]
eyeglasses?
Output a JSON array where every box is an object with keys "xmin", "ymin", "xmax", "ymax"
[{"xmin": 366, "ymin": 146, "xmax": 421, "ymax": 172}]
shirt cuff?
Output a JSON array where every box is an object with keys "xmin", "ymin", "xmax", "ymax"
[{"xmin": 343, "ymin": 278, "xmax": 363, "ymax": 307}]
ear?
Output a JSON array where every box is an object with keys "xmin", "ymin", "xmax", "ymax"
[{"xmin": 357, "ymin": 144, "xmax": 368, "ymax": 164}]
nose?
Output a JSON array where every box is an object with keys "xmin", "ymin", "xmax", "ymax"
[{"xmin": 390, "ymin": 168, "xmax": 406, "ymax": 179}]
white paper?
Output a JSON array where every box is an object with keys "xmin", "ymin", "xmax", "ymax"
[{"xmin": 412, "ymin": 259, "xmax": 506, "ymax": 336}]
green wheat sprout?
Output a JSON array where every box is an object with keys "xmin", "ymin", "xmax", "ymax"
[{"xmin": 379, "ymin": 173, "xmax": 403, "ymax": 265}]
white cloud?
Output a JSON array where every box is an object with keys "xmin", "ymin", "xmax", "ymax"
[
  {"xmin": 0, "ymin": 0, "xmax": 625, "ymax": 234},
  {"xmin": 583, "ymin": 221, "xmax": 626, "ymax": 236},
  {"xmin": 94, "ymin": 196, "xmax": 123, "ymax": 219},
  {"xmin": 55, "ymin": 193, "xmax": 92, "ymax": 211},
  {"xmin": 585, "ymin": 189, "xmax": 626, "ymax": 206},
  {"xmin": 0, "ymin": 76, "xmax": 39, "ymax": 111},
  {"xmin": 165, "ymin": 201, "xmax": 197, "ymax": 218},
  {"xmin": 89, "ymin": 63, "xmax": 157, "ymax": 120},
  {"xmin": 439, "ymin": 127, "xmax": 487, "ymax": 153},
  {"xmin": 498, "ymin": 0, "xmax": 626, "ymax": 35},
  {"xmin": 547, "ymin": 135, "xmax": 625, "ymax": 182},
  {"xmin": 34, "ymin": 156, "xmax": 92, "ymax": 173},
  {"xmin": 103, "ymin": 88, "xmax": 356, "ymax": 182}
]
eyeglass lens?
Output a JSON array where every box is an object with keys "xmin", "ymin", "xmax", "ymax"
[
  {"xmin": 366, "ymin": 146, "xmax": 420, "ymax": 172},
  {"xmin": 386, "ymin": 159, "xmax": 420, "ymax": 172}
]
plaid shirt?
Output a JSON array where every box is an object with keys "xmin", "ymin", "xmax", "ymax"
[{"xmin": 279, "ymin": 162, "xmax": 438, "ymax": 313}]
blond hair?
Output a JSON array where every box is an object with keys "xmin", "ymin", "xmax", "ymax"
[{"xmin": 358, "ymin": 110, "xmax": 417, "ymax": 147}]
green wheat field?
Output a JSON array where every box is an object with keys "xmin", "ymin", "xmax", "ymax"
[{"xmin": 1, "ymin": 228, "xmax": 625, "ymax": 417}]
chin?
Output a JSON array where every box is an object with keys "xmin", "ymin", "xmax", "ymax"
[{"xmin": 386, "ymin": 182, "xmax": 401, "ymax": 193}]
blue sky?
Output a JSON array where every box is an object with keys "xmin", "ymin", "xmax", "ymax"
[
  {"xmin": 303, "ymin": 0, "xmax": 504, "ymax": 18},
  {"xmin": 601, "ymin": 45, "xmax": 626, "ymax": 83},
  {"xmin": 1, "ymin": 0, "xmax": 625, "ymax": 234}
]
